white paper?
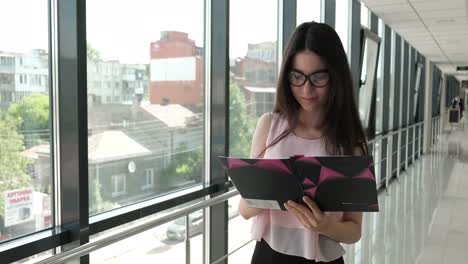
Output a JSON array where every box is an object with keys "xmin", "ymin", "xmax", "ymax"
[{"xmin": 244, "ymin": 198, "xmax": 282, "ymax": 210}]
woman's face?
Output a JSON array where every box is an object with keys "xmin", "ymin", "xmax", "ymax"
[{"xmin": 289, "ymin": 50, "xmax": 330, "ymax": 113}]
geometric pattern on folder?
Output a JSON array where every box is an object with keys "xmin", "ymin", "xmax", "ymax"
[
  {"xmin": 224, "ymin": 158, "xmax": 293, "ymax": 175},
  {"xmin": 297, "ymin": 156, "xmax": 375, "ymax": 199}
]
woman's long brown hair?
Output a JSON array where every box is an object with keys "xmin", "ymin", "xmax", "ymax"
[{"xmin": 259, "ymin": 22, "xmax": 368, "ymax": 157}]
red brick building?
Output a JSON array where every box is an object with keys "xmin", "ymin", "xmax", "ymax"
[{"xmin": 149, "ymin": 31, "xmax": 203, "ymax": 107}]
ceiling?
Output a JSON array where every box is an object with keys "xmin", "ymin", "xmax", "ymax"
[{"xmin": 360, "ymin": 0, "xmax": 468, "ymax": 81}]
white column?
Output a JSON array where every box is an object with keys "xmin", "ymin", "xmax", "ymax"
[{"xmin": 423, "ymin": 61, "xmax": 433, "ymax": 153}]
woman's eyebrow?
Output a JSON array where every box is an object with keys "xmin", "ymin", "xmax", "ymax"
[{"xmin": 291, "ymin": 68, "xmax": 328, "ymax": 75}]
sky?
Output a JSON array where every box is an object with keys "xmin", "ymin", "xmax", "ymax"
[{"xmin": 0, "ymin": 0, "xmax": 347, "ymax": 65}]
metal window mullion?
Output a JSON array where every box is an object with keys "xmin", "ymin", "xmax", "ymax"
[
  {"xmin": 50, "ymin": 0, "xmax": 61, "ymax": 231},
  {"xmin": 412, "ymin": 124, "xmax": 416, "ymax": 161},
  {"xmin": 380, "ymin": 23, "xmax": 391, "ymax": 182},
  {"xmin": 56, "ymin": 0, "xmax": 89, "ymax": 262},
  {"xmin": 209, "ymin": 0, "xmax": 229, "ymax": 263},
  {"xmin": 279, "ymin": 0, "xmax": 296, "ymax": 63},
  {"xmin": 203, "ymin": 0, "xmax": 211, "ymax": 262},
  {"xmin": 322, "ymin": 0, "xmax": 336, "ymax": 27},
  {"xmin": 349, "ymin": 0, "xmax": 361, "ymax": 102}
]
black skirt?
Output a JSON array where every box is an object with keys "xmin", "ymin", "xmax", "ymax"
[{"xmin": 251, "ymin": 239, "xmax": 345, "ymax": 264}]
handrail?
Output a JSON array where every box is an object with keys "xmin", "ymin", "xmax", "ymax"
[
  {"xmin": 35, "ymin": 119, "xmax": 435, "ymax": 264},
  {"xmin": 368, "ymin": 121, "xmax": 424, "ymax": 145},
  {"xmin": 36, "ymin": 189, "xmax": 240, "ymax": 264}
]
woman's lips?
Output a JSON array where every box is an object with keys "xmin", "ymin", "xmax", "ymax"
[{"xmin": 301, "ymin": 96, "xmax": 318, "ymax": 101}]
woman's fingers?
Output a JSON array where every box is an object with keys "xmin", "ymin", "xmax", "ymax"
[
  {"xmin": 285, "ymin": 203, "xmax": 313, "ymax": 228},
  {"xmin": 285, "ymin": 201, "xmax": 318, "ymax": 228},
  {"xmin": 302, "ymin": 196, "xmax": 323, "ymax": 221},
  {"xmin": 285, "ymin": 204, "xmax": 311, "ymax": 228}
]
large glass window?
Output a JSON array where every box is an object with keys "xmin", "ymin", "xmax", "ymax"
[
  {"xmin": 86, "ymin": 0, "xmax": 205, "ymax": 215},
  {"xmin": 360, "ymin": 2, "xmax": 369, "ymax": 28},
  {"xmin": 297, "ymin": 0, "xmax": 321, "ymax": 26},
  {"xmin": 89, "ymin": 208, "xmax": 205, "ymax": 263},
  {"xmin": 376, "ymin": 19, "xmax": 384, "ymax": 134},
  {"xmin": 389, "ymin": 30, "xmax": 396, "ymax": 130},
  {"xmin": 358, "ymin": 30, "xmax": 380, "ymax": 133},
  {"xmin": 335, "ymin": 0, "xmax": 350, "ymax": 55},
  {"xmin": 0, "ymin": 0, "xmax": 52, "ymax": 242},
  {"xmin": 229, "ymin": 0, "xmax": 278, "ymax": 157},
  {"xmin": 228, "ymin": 194, "xmax": 255, "ymax": 262}
]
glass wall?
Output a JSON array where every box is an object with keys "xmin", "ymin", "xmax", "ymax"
[
  {"xmin": 0, "ymin": 1, "xmax": 439, "ymax": 263},
  {"xmin": 86, "ymin": 0, "xmax": 205, "ymax": 215},
  {"xmin": 297, "ymin": 0, "xmax": 321, "ymax": 26},
  {"xmin": 229, "ymin": 0, "xmax": 278, "ymax": 157},
  {"xmin": 360, "ymin": 2, "xmax": 369, "ymax": 28},
  {"xmin": 389, "ymin": 30, "xmax": 396, "ymax": 130},
  {"xmin": 90, "ymin": 207, "xmax": 205, "ymax": 263},
  {"xmin": 376, "ymin": 18, "xmax": 385, "ymax": 135},
  {"xmin": 336, "ymin": 0, "xmax": 350, "ymax": 54},
  {"xmin": 0, "ymin": 0, "xmax": 52, "ymax": 242}
]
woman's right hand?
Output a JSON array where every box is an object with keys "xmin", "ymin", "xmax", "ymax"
[{"xmin": 239, "ymin": 198, "xmax": 265, "ymax": 219}]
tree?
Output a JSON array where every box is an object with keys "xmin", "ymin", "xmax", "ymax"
[
  {"xmin": 89, "ymin": 178, "xmax": 119, "ymax": 215},
  {"xmin": 229, "ymin": 84, "xmax": 256, "ymax": 157},
  {"xmin": 160, "ymin": 144, "xmax": 202, "ymax": 189},
  {"xmin": 159, "ymin": 84, "xmax": 255, "ymax": 190},
  {"xmin": 0, "ymin": 111, "xmax": 31, "ymax": 226},
  {"xmin": 175, "ymin": 147, "xmax": 202, "ymax": 182},
  {"xmin": 7, "ymin": 94, "xmax": 49, "ymax": 133},
  {"xmin": 87, "ymin": 43, "xmax": 102, "ymax": 61}
]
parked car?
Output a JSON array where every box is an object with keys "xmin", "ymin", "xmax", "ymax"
[
  {"xmin": 166, "ymin": 211, "xmax": 204, "ymax": 241},
  {"xmin": 165, "ymin": 202, "xmax": 239, "ymax": 241}
]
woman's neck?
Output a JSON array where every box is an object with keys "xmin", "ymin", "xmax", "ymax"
[{"xmin": 297, "ymin": 108, "xmax": 325, "ymax": 130}]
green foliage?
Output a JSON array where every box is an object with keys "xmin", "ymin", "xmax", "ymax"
[
  {"xmin": 89, "ymin": 177, "xmax": 119, "ymax": 215},
  {"xmin": 175, "ymin": 147, "xmax": 202, "ymax": 181},
  {"xmin": 87, "ymin": 43, "xmax": 102, "ymax": 61},
  {"xmin": 161, "ymin": 145, "xmax": 202, "ymax": 189},
  {"xmin": 229, "ymin": 84, "xmax": 256, "ymax": 157},
  {"xmin": 0, "ymin": 111, "xmax": 31, "ymax": 219},
  {"xmin": 7, "ymin": 94, "xmax": 49, "ymax": 133},
  {"xmin": 159, "ymin": 84, "xmax": 254, "ymax": 190}
]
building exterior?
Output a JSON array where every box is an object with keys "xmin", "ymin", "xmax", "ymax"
[
  {"xmin": 1, "ymin": 49, "xmax": 149, "ymax": 109},
  {"xmin": 87, "ymin": 60, "xmax": 149, "ymax": 105},
  {"xmin": 246, "ymin": 42, "xmax": 276, "ymax": 63},
  {"xmin": 149, "ymin": 31, "xmax": 203, "ymax": 107},
  {"xmin": 243, "ymin": 86, "xmax": 276, "ymax": 117},
  {"xmin": 23, "ymin": 103, "xmax": 203, "ymax": 213},
  {"xmin": 0, "ymin": 50, "xmax": 48, "ymax": 110},
  {"xmin": 231, "ymin": 41, "xmax": 278, "ymax": 117}
]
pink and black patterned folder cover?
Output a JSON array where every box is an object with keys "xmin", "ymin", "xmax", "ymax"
[{"xmin": 218, "ymin": 156, "xmax": 379, "ymax": 212}]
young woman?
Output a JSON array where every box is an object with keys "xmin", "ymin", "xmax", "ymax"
[{"xmin": 239, "ymin": 22, "xmax": 368, "ymax": 264}]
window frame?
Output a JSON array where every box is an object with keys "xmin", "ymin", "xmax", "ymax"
[{"xmin": 111, "ymin": 174, "xmax": 127, "ymax": 197}]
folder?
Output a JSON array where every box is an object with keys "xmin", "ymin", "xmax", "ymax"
[{"xmin": 218, "ymin": 155, "xmax": 379, "ymax": 212}]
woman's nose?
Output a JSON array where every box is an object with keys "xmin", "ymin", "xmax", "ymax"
[{"xmin": 301, "ymin": 79, "xmax": 315, "ymax": 93}]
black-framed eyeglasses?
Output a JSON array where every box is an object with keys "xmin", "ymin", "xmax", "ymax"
[{"xmin": 288, "ymin": 69, "xmax": 330, "ymax": 88}]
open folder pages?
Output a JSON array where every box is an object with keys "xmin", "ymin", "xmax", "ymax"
[{"xmin": 218, "ymin": 155, "xmax": 379, "ymax": 212}]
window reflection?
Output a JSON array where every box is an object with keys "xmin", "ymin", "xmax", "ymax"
[
  {"xmin": 86, "ymin": 0, "xmax": 205, "ymax": 215},
  {"xmin": 229, "ymin": 0, "xmax": 278, "ymax": 157},
  {"xmin": 0, "ymin": 0, "xmax": 52, "ymax": 242}
]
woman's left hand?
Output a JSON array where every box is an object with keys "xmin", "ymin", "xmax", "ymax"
[{"xmin": 284, "ymin": 196, "xmax": 337, "ymax": 234}]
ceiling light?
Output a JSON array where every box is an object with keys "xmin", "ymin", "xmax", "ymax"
[{"xmin": 435, "ymin": 18, "xmax": 456, "ymax": 24}]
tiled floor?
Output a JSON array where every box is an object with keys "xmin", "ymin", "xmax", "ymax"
[{"xmin": 343, "ymin": 120, "xmax": 468, "ymax": 264}]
